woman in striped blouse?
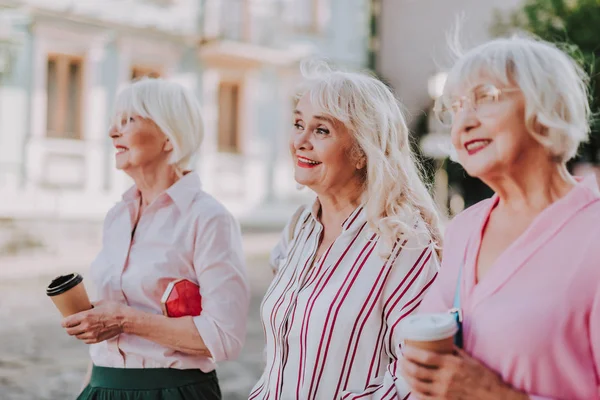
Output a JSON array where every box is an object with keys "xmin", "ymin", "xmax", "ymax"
[{"xmin": 249, "ymin": 62, "xmax": 442, "ymax": 400}]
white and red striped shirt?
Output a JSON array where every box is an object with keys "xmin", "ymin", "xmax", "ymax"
[{"xmin": 250, "ymin": 201, "xmax": 439, "ymax": 400}]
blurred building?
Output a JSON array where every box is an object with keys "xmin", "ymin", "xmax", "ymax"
[
  {"xmin": 0, "ymin": 0, "xmax": 371, "ymax": 227},
  {"xmin": 375, "ymin": 0, "xmax": 523, "ymax": 127},
  {"xmin": 373, "ymin": 0, "xmax": 524, "ymax": 215}
]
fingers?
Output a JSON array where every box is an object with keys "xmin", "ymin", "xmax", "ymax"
[
  {"xmin": 401, "ymin": 346, "xmax": 461, "ymax": 399},
  {"xmin": 402, "ymin": 345, "xmax": 445, "ymax": 369},
  {"xmin": 401, "ymin": 369, "xmax": 440, "ymax": 399},
  {"xmin": 76, "ymin": 332, "xmax": 101, "ymax": 345},
  {"xmin": 78, "ymin": 328, "xmax": 120, "ymax": 344},
  {"xmin": 400, "ymin": 357, "xmax": 435, "ymax": 382},
  {"xmin": 76, "ymin": 332, "xmax": 94, "ymax": 342},
  {"xmin": 61, "ymin": 307, "xmax": 98, "ymax": 328},
  {"xmin": 61, "ymin": 314, "xmax": 83, "ymax": 328},
  {"xmin": 66, "ymin": 324, "xmax": 88, "ymax": 336},
  {"xmin": 400, "ymin": 355, "xmax": 441, "ymax": 399},
  {"xmin": 411, "ymin": 390, "xmax": 438, "ymax": 400}
]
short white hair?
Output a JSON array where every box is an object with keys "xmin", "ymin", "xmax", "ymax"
[
  {"xmin": 297, "ymin": 61, "xmax": 442, "ymax": 254},
  {"xmin": 442, "ymin": 35, "xmax": 591, "ymax": 162},
  {"xmin": 113, "ymin": 78, "xmax": 204, "ymax": 170}
]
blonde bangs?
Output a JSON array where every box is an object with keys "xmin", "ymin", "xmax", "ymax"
[{"xmin": 297, "ymin": 74, "xmax": 356, "ymax": 128}]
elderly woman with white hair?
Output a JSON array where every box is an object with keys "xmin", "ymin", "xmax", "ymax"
[
  {"xmin": 249, "ymin": 63, "xmax": 442, "ymax": 399},
  {"xmin": 400, "ymin": 37, "xmax": 600, "ymax": 399},
  {"xmin": 61, "ymin": 78, "xmax": 249, "ymax": 400}
]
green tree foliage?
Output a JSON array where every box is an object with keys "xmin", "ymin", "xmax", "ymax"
[{"xmin": 492, "ymin": 0, "xmax": 600, "ymax": 163}]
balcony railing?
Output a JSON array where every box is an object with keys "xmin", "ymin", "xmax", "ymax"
[{"xmin": 200, "ymin": 0, "xmax": 320, "ymax": 47}]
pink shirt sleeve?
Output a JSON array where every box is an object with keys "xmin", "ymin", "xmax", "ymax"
[{"xmin": 191, "ymin": 213, "xmax": 250, "ymax": 362}]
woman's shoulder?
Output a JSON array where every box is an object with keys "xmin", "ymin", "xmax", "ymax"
[
  {"xmin": 437, "ymin": 197, "xmax": 494, "ymax": 261},
  {"xmin": 188, "ymin": 190, "xmax": 237, "ymax": 225}
]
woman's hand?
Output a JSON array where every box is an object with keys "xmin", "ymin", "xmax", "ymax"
[
  {"xmin": 400, "ymin": 345, "xmax": 529, "ymax": 400},
  {"xmin": 61, "ymin": 300, "xmax": 133, "ymax": 344}
]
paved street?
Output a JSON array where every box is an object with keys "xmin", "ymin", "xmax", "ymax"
[{"xmin": 0, "ymin": 231, "xmax": 279, "ymax": 400}]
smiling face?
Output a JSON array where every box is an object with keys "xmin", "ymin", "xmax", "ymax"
[
  {"xmin": 109, "ymin": 115, "xmax": 173, "ymax": 174},
  {"xmin": 290, "ymin": 94, "xmax": 365, "ymax": 195},
  {"xmin": 449, "ymin": 77, "xmax": 545, "ymax": 180}
]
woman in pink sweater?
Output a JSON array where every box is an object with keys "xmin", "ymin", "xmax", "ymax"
[{"xmin": 400, "ymin": 36, "xmax": 600, "ymax": 399}]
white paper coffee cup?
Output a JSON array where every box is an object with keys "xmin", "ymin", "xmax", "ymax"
[{"xmin": 401, "ymin": 313, "xmax": 458, "ymax": 354}]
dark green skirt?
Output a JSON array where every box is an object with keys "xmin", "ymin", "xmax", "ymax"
[{"xmin": 77, "ymin": 365, "xmax": 221, "ymax": 400}]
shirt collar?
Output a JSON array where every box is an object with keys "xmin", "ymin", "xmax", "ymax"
[
  {"xmin": 121, "ymin": 172, "xmax": 202, "ymax": 212},
  {"xmin": 122, "ymin": 185, "xmax": 140, "ymax": 203}
]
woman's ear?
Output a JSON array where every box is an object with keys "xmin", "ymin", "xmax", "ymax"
[
  {"xmin": 355, "ymin": 156, "xmax": 366, "ymax": 170},
  {"xmin": 530, "ymin": 115, "xmax": 548, "ymax": 137},
  {"xmin": 351, "ymin": 144, "xmax": 367, "ymax": 170},
  {"xmin": 163, "ymin": 138, "xmax": 174, "ymax": 152}
]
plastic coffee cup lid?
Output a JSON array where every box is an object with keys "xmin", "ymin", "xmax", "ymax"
[
  {"xmin": 400, "ymin": 313, "xmax": 458, "ymax": 342},
  {"xmin": 46, "ymin": 273, "xmax": 83, "ymax": 297}
]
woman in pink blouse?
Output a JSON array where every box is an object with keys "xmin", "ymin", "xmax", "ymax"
[
  {"xmin": 60, "ymin": 78, "xmax": 250, "ymax": 400},
  {"xmin": 249, "ymin": 63, "xmax": 442, "ymax": 399},
  {"xmin": 400, "ymin": 37, "xmax": 600, "ymax": 399}
]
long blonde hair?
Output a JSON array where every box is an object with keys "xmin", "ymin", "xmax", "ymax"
[{"xmin": 297, "ymin": 61, "xmax": 442, "ymax": 254}]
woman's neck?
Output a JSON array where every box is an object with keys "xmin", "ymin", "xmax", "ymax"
[
  {"xmin": 485, "ymin": 161, "xmax": 576, "ymax": 216},
  {"xmin": 129, "ymin": 165, "xmax": 181, "ymax": 207},
  {"xmin": 317, "ymin": 193, "xmax": 363, "ymax": 230},
  {"xmin": 313, "ymin": 174, "xmax": 364, "ymax": 230}
]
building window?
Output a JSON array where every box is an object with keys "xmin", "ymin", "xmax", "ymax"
[
  {"xmin": 217, "ymin": 82, "xmax": 241, "ymax": 153},
  {"xmin": 46, "ymin": 54, "xmax": 84, "ymax": 140},
  {"xmin": 131, "ymin": 66, "xmax": 162, "ymax": 80}
]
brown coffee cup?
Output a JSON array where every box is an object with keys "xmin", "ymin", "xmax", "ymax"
[
  {"xmin": 400, "ymin": 313, "xmax": 458, "ymax": 354},
  {"xmin": 46, "ymin": 273, "xmax": 93, "ymax": 317}
]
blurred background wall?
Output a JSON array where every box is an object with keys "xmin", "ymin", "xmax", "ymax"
[
  {"xmin": 0, "ymin": 0, "xmax": 370, "ymax": 228},
  {"xmin": 1, "ymin": 0, "xmax": 599, "ymax": 255}
]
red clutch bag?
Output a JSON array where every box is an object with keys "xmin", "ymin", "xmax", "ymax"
[{"xmin": 160, "ymin": 278, "xmax": 202, "ymax": 317}]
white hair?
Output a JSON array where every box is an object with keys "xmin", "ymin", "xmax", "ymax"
[
  {"xmin": 442, "ymin": 35, "xmax": 591, "ymax": 162},
  {"xmin": 112, "ymin": 77, "xmax": 204, "ymax": 170},
  {"xmin": 297, "ymin": 61, "xmax": 443, "ymax": 253}
]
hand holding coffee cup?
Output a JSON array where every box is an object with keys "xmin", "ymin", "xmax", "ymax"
[
  {"xmin": 400, "ymin": 313, "xmax": 458, "ymax": 354},
  {"xmin": 46, "ymin": 273, "xmax": 93, "ymax": 317}
]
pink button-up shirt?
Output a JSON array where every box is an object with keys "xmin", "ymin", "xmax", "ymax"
[
  {"xmin": 89, "ymin": 172, "xmax": 249, "ymax": 371},
  {"xmin": 417, "ymin": 176, "xmax": 600, "ymax": 399}
]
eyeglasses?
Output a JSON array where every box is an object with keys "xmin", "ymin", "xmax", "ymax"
[{"xmin": 433, "ymin": 84, "xmax": 520, "ymax": 126}]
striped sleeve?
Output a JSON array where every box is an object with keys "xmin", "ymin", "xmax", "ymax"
[
  {"xmin": 269, "ymin": 227, "xmax": 289, "ymax": 275},
  {"xmin": 340, "ymin": 241, "xmax": 439, "ymax": 400},
  {"xmin": 269, "ymin": 205, "xmax": 307, "ymax": 275}
]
